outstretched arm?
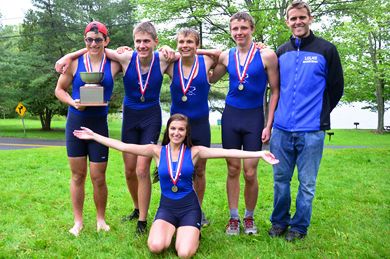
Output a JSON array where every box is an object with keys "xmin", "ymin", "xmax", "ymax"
[
  {"xmin": 73, "ymin": 127, "xmax": 160, "ymax": 159},
  {"xmin": 55, "ymin": 48, "xmax": 88, "ymax": 74},
  {"xmin": 192, "ymin": 146, "xmax": 279, "ymax": 165}
]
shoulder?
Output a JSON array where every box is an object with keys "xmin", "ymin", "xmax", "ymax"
[
  {"xmin": 219, "ymin": 50, "xmax": 229, "ymax": 65},
  {"xmin": 260, "ymin": 48, "xmax": 277, "ymax": 60}
]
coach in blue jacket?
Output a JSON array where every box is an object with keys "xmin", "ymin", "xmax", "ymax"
[{"xmin": 268, "ymin": 0, "xmax": 344, "ymax": 242}]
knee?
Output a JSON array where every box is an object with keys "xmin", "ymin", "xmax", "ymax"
[
  {"xmin": 243, "ymin": 169, "xmax": 257, "ymax": 182},
  {"xmin": 177, "ymin": 247, "xmax": 196, "ymax": 258},
  {"xmin": 148, "ymin": 240, "xmax": 165, "ymax": 254},
  {"xmin": 91, "ymin": 174, "xmax": 106, "ymax": 188},
  {"xmin": 227, "ymin": 163, "xmax": 241, "ymax": 178},
  {"xmin": 137, "ymin": 168, "xmax": 151, "ymax": 179},
  {"xmin": 124, "ymin": 167, "xmax": 137, "ymax": 180},
  {"xmin": 71, "ymin": 171, "xmax": 87, "ymax": 186}
]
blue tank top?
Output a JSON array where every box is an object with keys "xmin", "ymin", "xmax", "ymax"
[
  {"xmin": 123, "ymin": 51, "xmax": 163, "ymax": 110},
  {"xmin": 226, "ymin": 47, "xmax": 268, "ymax": 109},
  {"xmin": 170, "ymin": 55, "xmax": 210, "ymax": 120},
  {"xmin": 158, "ymin": 145, "xmax": 194, "ymax": 200},
  {"xmin": 69, "ymin": 56, "xmax": 114, "ymax": 117}
]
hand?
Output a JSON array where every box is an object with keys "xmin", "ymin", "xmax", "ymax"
[
  {"xmin": 255, "ymin": 42, "xmax": 269, "ymax": 50},
  {"xmin": 262, "ymin": 127, "xmax": 271, "ymax": 143},
  {"xmin": 158, "ymin": 45, "xmax": 176, "ymax": 62},
  {"xmin": 117, "ymin": 46, "xmax": 133, "ymax": 54},
  {"xmin": 260, "ymin": 151, "xmax": 279, "ymax": 165},
  {"xmin": 73, "ymin": 127, "xmax": 95, "ymax": 140},
  {"xmin": 55, "ymin": 56, "xmax": 72, "ymax": 74},
  {"xmin": 73, "ymin": 99, "xmax": 86, "ymax": 111}
]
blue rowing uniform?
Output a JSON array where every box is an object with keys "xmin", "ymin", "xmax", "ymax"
[
  {"xmin": 226, "ymin": 48, "xmax": 267, "ymax": 109},
  {"xmin": 69, "ymin": 55, "xmax": 114, "ymax": 117},
  {"xmin": 123, "ymin": 51, "xmax": 163, "ymax": 110},
  {"xmin": 170, "ymin": 55, "xmax": 210, "ymax": 120}
]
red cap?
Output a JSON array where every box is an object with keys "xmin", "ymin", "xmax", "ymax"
[{"xmin": 85, "ymin": 21, "xmax": 107, "ymax": 37}]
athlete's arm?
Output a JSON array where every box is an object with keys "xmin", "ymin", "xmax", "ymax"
[
  {"xmin": 197, "ymin": 49, "xmax": 222, "ymax": 69},
  {"xmin": 158, "ymin": 45, "xmax": 180, "ymax": 63},
  {"xmin": 191, "ymin": 146, "xmax": 279, "ymax": 165},
  {"xmin": 260, "ymin": 49, "xmax": 280, "ymax": 143},
  {"xmin": 55, "ymin": 60, "xmax": 86, "ymax": 111},
  {"xmin": 104, "ymin": 48, "xmax": 133, "ymax": 68},
  {"xmin": 55, "ymin": 48, "xmax": 88, "ymax": 74},
  {"xmin": 209, "ymin": 50, "xmax": 228, "ymax": 84}
]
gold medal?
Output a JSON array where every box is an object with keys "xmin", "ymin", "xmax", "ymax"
[
  {"xmin": 140, "ymin": 95, "xmax": 145, "ymax": 102},
  {"xmin": 172, "ymin": 185, "xmax": 178, "ymax": 192},
  {"xmin": 238, "ymin": 83, "xmax": 244, "ymax": 90},
  {"xmin": 182, "ymin": 95, "xmax": 187, "ymax": 102}
]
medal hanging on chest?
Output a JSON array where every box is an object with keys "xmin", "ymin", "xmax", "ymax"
[
  {"xmin": 235, "ymin": 43, "xmax": 255, "ymax": 91},
  {"xmin": 85, "ymin": 52, "xmax": 107, "ymax": 73},
  {"xmin": 166, "ymin": 143, "xmax": 185, "ymax": 193},
  {"xmin": 179, "ymin": 55, "xmax": 198, "ymax": 102},
  {"xmin": 136, "ymin": 53, "xmax": 155, "ymax": 102}
]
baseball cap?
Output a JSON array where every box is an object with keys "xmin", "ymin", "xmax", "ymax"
[{"xmin": 85, "ymin": 21, "xmax": 108, "ymax": 38}]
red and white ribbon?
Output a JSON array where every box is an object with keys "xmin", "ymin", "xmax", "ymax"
[
  {"xmin": 166, "ymin": 143, "xmax": 185, "ymax": 185},
  {"xmin": 178, "ymin": 55, "xmax": 198, "ymax": 96},
  {"xmin": 235, "ymin": 43, "xmax": 255, "ymax": 84}
]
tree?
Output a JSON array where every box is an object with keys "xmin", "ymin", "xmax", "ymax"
[{"xmin": 322, "ymin": 0, "xmax": 390, "ymax": 133}]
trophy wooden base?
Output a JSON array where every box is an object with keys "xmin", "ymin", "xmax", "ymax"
[{"xmin": 79, "ymin": 102, "xmax": 108, "ymax": 106}]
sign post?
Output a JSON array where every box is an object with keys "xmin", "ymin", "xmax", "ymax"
[{"xmin": 15, "ymin": 103, "xmax": 27, "ymax": 136}]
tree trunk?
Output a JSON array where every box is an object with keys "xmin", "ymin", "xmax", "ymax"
[
  {"xmin": 40, "ymin": 107, "xmax": 52, "ymax": 131},
  {"xmin": 376, "ymin": 78, "xmax": 384, "ymax": 134}
]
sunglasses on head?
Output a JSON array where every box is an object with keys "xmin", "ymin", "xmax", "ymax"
[{"xmin": 85, "ymin": 37, "xmax": 104, "ymax": 44}]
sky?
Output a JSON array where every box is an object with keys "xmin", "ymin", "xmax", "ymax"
[{"xmin": 0, "ymin": 0, "xmax": 34, "ymax": 26}]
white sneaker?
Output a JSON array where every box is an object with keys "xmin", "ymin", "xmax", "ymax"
[
  {"xmin": 243, "ymin": 216, "xmax": 258, "ymax": 235},
  {"xmin": 225, "ymin": 218, "xmax": 240, "ymax": 235}
]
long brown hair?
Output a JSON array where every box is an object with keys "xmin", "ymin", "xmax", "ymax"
[{"xmin": 153, "ymin": 113, "xmax": 193, "ymax": 183}]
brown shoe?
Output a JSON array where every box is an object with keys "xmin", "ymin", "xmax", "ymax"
[
  {"xmin": 268, "ymin": 226, "xmax": 287, "ymax": 237},
  {"xmin": 285, "ymin": 230, "xmax": 306, "ymax": 242}
]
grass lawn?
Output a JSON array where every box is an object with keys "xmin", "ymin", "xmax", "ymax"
[{"xmin": 0, "ymin": 123, "xmax": 390, "ymax": 257}]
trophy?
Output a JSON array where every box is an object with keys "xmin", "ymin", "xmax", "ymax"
[{"xmin": 79, "ymin": 72, "xmax": 107, "ymax": 106}]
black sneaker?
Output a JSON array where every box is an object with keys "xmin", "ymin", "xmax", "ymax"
[
  {"xmin": 268, "ymin": 226, "xmax": 287, "ymax": 237},
  {"xmin": 285, "ymin": 230, "xmax": 306, "ymax": 242},
  {"xmin": 122, "ymin": 209, "xmax": 139, "ymax": 222},
  {"xmin": 201, "ymin": 211, "xmax": 210, "ymax": 227},
  {"xmin": 136, "ymin": 220, "xmax": 147, "ymax": 235}
]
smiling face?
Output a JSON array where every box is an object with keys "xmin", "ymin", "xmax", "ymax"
[
  {"xmin": 85, "ymin": 31, "xmax": 109, "ymax": 55},
  {"xmin": 177, "ymin": 33, "xmax": 199, "ymax": 58},
  {"xmin": 134, "ymin": 32, "xmax": 158, "ymax": 59},
  {"xmin": 230, "ymin": 19, "xmax": 254, "ymax": 47},
  {"xmin": 286, "ymin": 7, "xmax": 313, "ymax": 39},
  {"xmin": 168, "ymin": 120, "xmax": 187, "ymax": 145}
]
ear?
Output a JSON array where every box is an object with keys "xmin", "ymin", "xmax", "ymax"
[
  {"xmin": 104, "ymin": 37, "xmax": 110, "ymax": 46},
  {"xmin": 155, "ymin": 38, "xmax": 159, "ymax": 45},
  {"xmin": 251, "ymin": 26, "xmax": 255, "ymax": 34},
  {"xmin": 309, "ymin": 15, "xmax": 313, "ymax": 25}
]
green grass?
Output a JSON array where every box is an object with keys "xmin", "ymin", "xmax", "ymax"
[{"xmin": 1, "ymin": 144, "xmax": 390, "ymax": 258}]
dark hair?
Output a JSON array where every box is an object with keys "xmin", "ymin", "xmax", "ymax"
[
  {"xmin": 229, "ymin": 12, "xmax": 255, "ymax": 29},
  {"xmin": 286, "ymin": 0, "xmax": 311, "ymax": 19},
  {"xmin": 152, "ymin": 114, "xmax": 193, "ymax": 183},
  {"xmin": 133, "ymin": 22, "xmax": 157, "ymax": 40},
  {"xmin": 88, "ymin": 24, "xmax": 107, "ymax": 39}
]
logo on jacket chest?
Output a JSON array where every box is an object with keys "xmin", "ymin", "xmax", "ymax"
[{"xmin": 303, "ymin": 56, "xmax": 318, "ymax": 64}]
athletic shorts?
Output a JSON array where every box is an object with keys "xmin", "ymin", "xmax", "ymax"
[
  {"xmin": 121, "ymin": 103, "xmax": 162, "ymax": 144},
  {"xmin": 154, "ymin": 190, "xmax": 202, "ymax": 230},
  {"xmin": 221, "ymin": 104, "xmax": 264, "ymax": 151},
  {"xmin": 189, "ymin": 115, "xmax": 211, "ymax": 147},
  {"xmin": 65, "ymin": 110, "xmax": 109, "ymax": 162}
]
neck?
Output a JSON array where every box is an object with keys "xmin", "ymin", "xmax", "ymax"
[
  {"xmin": 169, "ymin": 142, "xmax": 183, "ymax": 151},
  {"xmin": 139, "ymin": 54, "xmax": 153, "ymax": 67},
  {"xmin": 237, "ymin": 41, "xmax": 253, "ymax": 53},
  {"xmin": 88, "ymin": 52, "xmax": 104, "ymax": 62},
  {"xmin": 181, "ymin": 55, "xmax": 196, "ymax": 66}
]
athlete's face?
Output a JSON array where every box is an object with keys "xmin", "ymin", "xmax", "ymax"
[
  {"xmin": 286, "ymin": 8, "xmax": 313, "ymax": 39},
  {"xmin": 230, "ymin": 19, "xmax": 254, "ymax": 47},
  {"xmin": 134, "ymin": 32, "xmax": 158, "ymax": 59},
  {"xmin": 85, "ymin": 32, "xmax": 109, "ymax": 55},
  {"xmin": 177, "ymin": 33, "xmax": 199, "ymax": 58},
  {"xmin": 168, "ymin": 120, "xmax": 187, "ymax": 145}
]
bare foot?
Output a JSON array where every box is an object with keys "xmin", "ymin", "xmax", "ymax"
[
  {"xmin": 97, "ymin": 220, "xmax": 110, "ymax": 232},
  {"xmin": 69, "ymin": 222, "xmax": 83, "ymax": 236}
]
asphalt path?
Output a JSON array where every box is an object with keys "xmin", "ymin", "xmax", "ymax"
[{"xmin": 0, "ymin": 137, "xmax": 376, "ymax": 151}]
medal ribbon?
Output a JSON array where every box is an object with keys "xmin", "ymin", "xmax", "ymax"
[
  {"xmin": 235, "ymin": 43, "xmax": 255, "ymax": 84},
  {"xmin": 166, "ymin": 143, "xmax": 185, "ymax": 185},
  {"xmin": 136, "ymin": 53, "xmax": 155, "ymax": 96},
  {"xmin": 178, "ymin": 55, "xmax": 198, "ymax": 96},
  {"xmin": 85, "ymin": 52, "xmax": 106, "ymax": 72}
]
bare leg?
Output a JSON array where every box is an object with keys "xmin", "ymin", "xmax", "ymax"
[
  {"xmin": 242, "ymin": 158, "xmax": 260, "ymax": 211},
  {"xmin": 226, "ymin": 158, "xmax": 242, "ymax": 210},
  {"xmin": 123, "ymin": 153, "xmax": 139, "ymax": 211},
  {"xmin": 193, "ymin": 158, "xmax": 207, "ymax": 206},
  {"xmin": 148, "ymin": 219, "xmax": 176, "ymax": 254},
  {"xmin": 175, "ymin": 226, "xmax": 200, "ymax": 258},
  {"xmin": 90, "ymin": 161, "xmax": 109, "ymax": 232},
  {"xmin": 137, "ymin": 156, "xmax": 153, "ymax": 222},
  {"xmin": 68, "ymin": 157, "xmax": 88, "ymax": 236}
]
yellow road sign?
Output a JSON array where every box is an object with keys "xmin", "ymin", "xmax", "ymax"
[{"xmin": 15, "ymin": 103, "xmax": 27, "ymax": 117}]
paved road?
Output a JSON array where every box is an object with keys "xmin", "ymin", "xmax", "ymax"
[{"xmin": 0, "ymin": 137, "xmax": 376, "ymax": 151}]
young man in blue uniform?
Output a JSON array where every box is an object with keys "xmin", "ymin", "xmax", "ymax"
[
  {"xmin": 55, "ymin": 22, "xmax": 122, "ymax": 236},
  {"xmin": 165, "ymin": 28, "xmax": 221, "ymax": 227},
  {"xmin": 211, "ymin": 12, "xmax": 280, "ymax": 235},
  {"xmin": 267, "ymin": 1, "xmax": 344, "ymax": 242}
]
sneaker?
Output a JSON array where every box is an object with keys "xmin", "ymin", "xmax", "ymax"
[
  {"xmin": 285, "ymin": 230, "xmax": 306, "ymax": 242},
  {"xmin": 243, "ymin": 216, "xmax": 258, "ymax": 235},
  {"xmin": 201, "ymin": 211, "xmax": 210, "ymax": 227},
  {"xmin": 225, "ymin": 218, "xmax": 240, "ymax": 235},
  {"xmin": 136, "ymin": 220, "xmax": 147, "ymax": 235},
  {"xmin": 268, "ymin": 226, "xmax": 288, "ymax": 237},
  {"xmin": 121, "ymin": 209, "xmax": 139, "ymax": 222}
]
